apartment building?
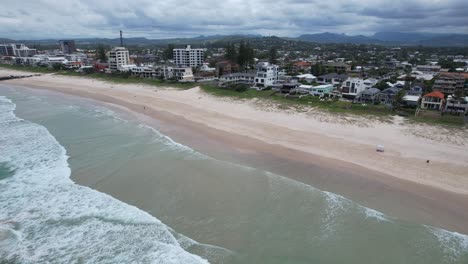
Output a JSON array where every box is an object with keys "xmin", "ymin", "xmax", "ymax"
[
  {"xmin": 0, "ymin": 43, "xmax": 37, "ymax": 57},
  {"xmin": 108, "ymin": 47, "xmax": 130, "ymax": 71},
  {"xmin": 59, "ymin": 40, "xmax": 76, "ymax": 54},
  {"xmin": 433, "ymin": 72, "xmax": 466, "ymax": 96},
  {"xmin": 173, "ymin": 45, "xmax": 204, "ymax": 67}
]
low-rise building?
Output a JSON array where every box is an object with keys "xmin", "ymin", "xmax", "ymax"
[
  {"xmin": 355, "ymin": 88, "xmax": 381, "ymax": 104},
  {"xmin": 375, "ymin": 87, "xmax": 402, "ymax": 105},
  {"xmin": 219, "ymin": 73, "xmax": 255, "ymax": 86},
  {"xmin": 421, "ymin": 91, "xmax": 445, "ymax": 111},
  {"xmin": 292, "ymin": 61, "xmax": 312, "ymax": 72},
  {"xmin": 323, "ymin": 62, "xmax": 351, "ymax": 73},
  {"xmin": 317, "ymin": 73, "xmax": 348, "ymax": 86},
  {"xmin": 295, "ymin": 73, "xmax": 317, "ymax": 83},
  {"xmin": 416, "ymin": 65, "xmax": 441, "ymax": 76}
]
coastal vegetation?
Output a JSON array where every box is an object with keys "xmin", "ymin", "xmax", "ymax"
[{"xmin": 1, "ymin": 64, "xmax": 465, "ymax": 127}]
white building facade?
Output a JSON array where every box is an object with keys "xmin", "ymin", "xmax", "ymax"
[
  {"xmin": 254, "ymin": 62, "xmax": 279, "ymax": 88},
  {"xmin": 0, "ymin": 43, "xmax": 37, "ymax": 57},
  {"xmin": 173, "ymin": 45, "xmax": 204, "ymax": 67},
  {"xmin": 340, "ymin": 78, "xmax": 378, "ymax": 99},
  {"xmin": 108, "ymin": 47, "xmax": 130, "ymax": 71}
]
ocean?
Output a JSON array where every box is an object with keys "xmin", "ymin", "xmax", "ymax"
[{"xmin": 0, "ymin": 85, "xmax": 467, "ymax": 264}]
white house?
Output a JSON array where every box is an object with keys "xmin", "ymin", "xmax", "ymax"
[
  {"xmin": 295, "ymin": 73, "xmax": 317, "ymax": 83},
  {"xmin": 340, "ymin": 78, "xmax": 378, "ymax": 99},
  {"xmin": 254, "ymin": 62, "xmax": 279, "ymax": 88},
  {"xmin": 445, "ymin": 95, "xmax": 468, "ymax": 114}
]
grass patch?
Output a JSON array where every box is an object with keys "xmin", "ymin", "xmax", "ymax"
[
  {"xmin": 409, "ymin": 114, "xmax": 465, "ymax": 127},
  {"xmin": 0, "ymin": 64, "xmax": 56, "ymax": 73},
  {"xmin": 201, "ymin": 84, "xmax": 393, "ymax": 116}
]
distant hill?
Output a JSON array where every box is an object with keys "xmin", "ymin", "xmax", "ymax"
[
  {"xmin": 295, "ymin": 32, "xmax": 468, "ymax": 46},
  {"xmin": 296, "ymin": 32, "xmax": 380, "ymax": 44},
  {"xmin": 372, "ymin": 32, "xmax": 468, "ymax": 46},
  {"xmin": 4, "ymin": 32, "xmax": 468, "ymax": 48}
]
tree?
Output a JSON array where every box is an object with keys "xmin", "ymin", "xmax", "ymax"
[
  {"xmin": 225, "ymin": 43, "xmax": 238, "ymax": 62},
  {"xmin": 237, "ymin": 41, "xmax": 253, "ymax": 70},
  {"xmin": 96, "ymin": 45, "xmax": 107, "ymax": 62},
  {"xmin": 268, "ymin": 47, "xmax": 278, "ymax": 65},
  {"xmin": 163, "ymin": 44, "xmax": 175, "ymax": 60},
  {"xmin": 393, "ymin": 89, "xmax": 406, "ymax": 111},
  {"xmin": 375, "ymin": 80, "xmax": 390, "ymax": 91}
]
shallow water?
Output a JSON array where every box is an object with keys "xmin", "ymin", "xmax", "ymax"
[{"xmin": 1, "ymin": 86, "xmax": 467, "ymax": 264}]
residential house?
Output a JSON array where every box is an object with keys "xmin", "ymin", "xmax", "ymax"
[
  {"xmin": 340, "ymin": 78, "xmax": 378, "ymax": 99},
  {"xmin": 445, "ymin": 95, "xmax": 468, "ymax": 114},
  {"xmin": 292, "ymin": 61, "xmax": 312, "ymax": 72},
  {"xmin": 280, "ymin": 82, "xmax": 300, "ymax": 94},
  {"xmin": 323, "ymin": 62, "xmax": 351, "ymax": 73},
  {"xmin": 295, "ymin": 73, "xmax": 317, "ymax": 83},
  {"xmin": 402, "ymin": 95, "xmax": 421, "ymax": 108},
  {"xmin": 317, "ymin": 73, "xmax": 348, "ymax": 86},
  {"xmin": 375, "ymin": 87, "xmax": 402, "ymax": 105},
  {"xmin": 215, "ymin": 60, "xmax": 239, "ymax": 76},
  {"xmin": 421, "ymin": 91, "xmax": 445, "ymax": 111},
  {"xmin": 433, "ymin": 72, "xmax": 466, "ymax": 96},
  {"xmin": 254, "ymin": 62, "xmax": 279, "ymax": 88},
  {"xmin": 219, "ymin": 73, "xmax": 255, "ymax": 86},
  {"xmin": 355, "ymin": 88, "xmax": 381, "ymax": 104}
]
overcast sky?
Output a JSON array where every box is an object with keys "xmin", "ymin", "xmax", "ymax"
[{"xmin": 1, "ymin": 0, "xmax": 467, "ymax": 39}]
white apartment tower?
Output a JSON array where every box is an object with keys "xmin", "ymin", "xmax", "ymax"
[
  {"xmin": 173, "ymin": 45, "xmax": 204, "ymax": 67},
  {"xmin": 108, "ymin": 47, "xmax": 130, "ymax": 71}
]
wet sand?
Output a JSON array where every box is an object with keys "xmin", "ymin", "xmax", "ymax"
[{"xmin": 1, "ymin": 70, "xmax": 468, "ymax": 235}]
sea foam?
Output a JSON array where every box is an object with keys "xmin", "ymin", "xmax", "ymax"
[{"xmin": 0, "ymin": 96, "xmax": 209, "ymax": 263}]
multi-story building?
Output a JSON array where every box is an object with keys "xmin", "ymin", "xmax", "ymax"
[
  {"xmin": 108, "ymin": 47, "xmax": 130, "ymax": 71},
  {"xmin": 433, "ymin": 72, "xmax": 466, "ymax": 96},
  {"xmin": 340, "ymin": 77, "xmax": 378, "ymax": 99},
  {"xmin": 421, "ymin": 91, "xmax": 445, "ymax": 111},
  {"xmin": 0, "ymin": 43, "xmax": 37, "ymax": 57},
  {"xmin": 59, "ymin": 40, "xmax": 76, "ymax": 54},
  {"xmin": 323, "ymin": 62, "xmax": 351, "ymax": 73},
  {"xmin": 445, "ymin": 95, "xmax": 468, "ymax": 114},
  {"xmin": 416, "ymin": 65, "xmax": 441, "ymax": 76},
  {"xmin": 173, "ymin": 45, "xmax": 204, "ymax": 67},
  {"xmin": 254, "ymin": 62, "xmax": 279, "ymax": 88}
]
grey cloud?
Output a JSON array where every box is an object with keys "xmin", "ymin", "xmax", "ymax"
[{"xmin": 0, "ymin": 0, "xmax": 466, "ymax": 39}]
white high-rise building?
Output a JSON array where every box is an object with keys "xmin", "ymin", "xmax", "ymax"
[
  {"xmin": 0, "ymin": 43, "xmax": 37, "ymax": 57},
  {"xmin": 254, "ymin": 62, "xmax": 279, "ymax": 88},
  {"xmin": 108, "ymin": 47, "xmax": 130, "ymax": 71},
  {"xmin": 173, "ymin": 45, "xmax": 204, "ymax": 67}
]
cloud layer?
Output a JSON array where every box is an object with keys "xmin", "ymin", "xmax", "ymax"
[{"xmin": 1, "ymin": 0, "xmax": 467, "ymax": 39}]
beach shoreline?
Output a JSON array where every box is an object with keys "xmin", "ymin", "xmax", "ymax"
[{"xmin": 1, "ymin": 68, "xmax": 468, "ymax": 235}]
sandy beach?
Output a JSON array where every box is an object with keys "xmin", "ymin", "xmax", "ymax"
[{"xmin": 1, "ymin": 68, "xmax": 468, "ymax": 234}]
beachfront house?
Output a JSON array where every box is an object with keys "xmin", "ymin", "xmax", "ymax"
[
  {"xmin": 254, "ymin": 62, "xmax": 279, "ymax": 89},
  {"xmin": 375, "ymin": 87, "xmax": 402, "ymax": 105},
  {"xmin": 445, "ymin": 95, "xmax": 468, "ymax": 114},
  {"xmin": 317, "ymin": 73, "xmax": 348, "ymax": 86},
  {"xmin": 420, "ymin": 91, "xmax": 445, "ymax": 111},
  {"xmin": 355, "ymin": 88, "xmax": 381, "ymax": 104},
  {"xmin": 219, "ymin": 73, "xmax": 256, "ymax": 87},
  {"xmin": 340, "ymin": 78, "xmax": 378, "ymax": 99},
  {"xmin": 295, "ymin": 73, "xmax": 317, "ymax": 83}
]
